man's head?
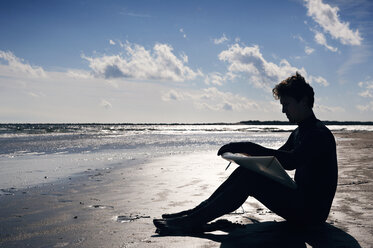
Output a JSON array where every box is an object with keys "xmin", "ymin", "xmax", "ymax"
[{"xmin": 273, "ymin": 72, "xmax": 315, "ymax": 123}]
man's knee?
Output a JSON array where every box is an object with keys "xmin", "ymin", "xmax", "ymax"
[{"xmin": 230, "ymin": 167, "xmax": 264, "ymax": 188}]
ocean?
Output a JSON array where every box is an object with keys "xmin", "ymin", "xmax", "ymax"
[{"xmin": 1, "ymin": 123, "xmax": 372, "ymax": 192}]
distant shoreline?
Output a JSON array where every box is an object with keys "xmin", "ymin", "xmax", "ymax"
[
  {"xmin": 1, "ymin": 120, "xmax": 373, "ymax": 126},
  {"xmin": 239, "ymin": 120, "xmax": 373, "ymax": 125}
]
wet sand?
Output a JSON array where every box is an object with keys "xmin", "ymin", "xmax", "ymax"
[{"xmin": 0, "ymin": 131, "xmax": 372, "ymax": 247}]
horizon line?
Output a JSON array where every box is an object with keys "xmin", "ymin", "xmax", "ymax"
[{"xmin": 1, "ymin": 120, "xmax": 373, "ymax": 125}]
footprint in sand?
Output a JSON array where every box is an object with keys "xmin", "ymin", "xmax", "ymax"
[
  {"xmin": 88, "ymin": 205, "xmax": 114, "ymax": 209},
  {"xmin": 115, "ymin": 215, "xmax": 150, "ymax": 223}
]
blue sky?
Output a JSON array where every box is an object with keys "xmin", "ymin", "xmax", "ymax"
[{"xmin": 1, "ymin": 0, "xmax": 372, "ymax": 123}]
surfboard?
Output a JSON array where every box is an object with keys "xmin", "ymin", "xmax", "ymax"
[{"xmin": 221, "ymin": 152, "xmax": 297, "ymax": 189}]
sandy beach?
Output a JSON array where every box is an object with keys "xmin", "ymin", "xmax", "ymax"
[{"xmin": 0, "ymin": 131, "xmax": 372, "ymax": 248}]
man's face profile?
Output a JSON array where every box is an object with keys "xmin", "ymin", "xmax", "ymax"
[{"xmin": 280, "ymin": 96, "xmax": 308, "ymax": 123}]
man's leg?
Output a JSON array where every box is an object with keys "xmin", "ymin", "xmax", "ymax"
[
  {"xmin": 182, "ymin": 167, "xmax": 307, "ymax": 223},
  {"xmin": 155, "ymin": 167, "xmax": 306, "ymax": 233},
  {"xmin": 162, "ymin": 166, "xmax": 250, "ymax": 219},
  {"xmin": 155, "ymin": 167, "xmax": 252, "ymax": 232}
]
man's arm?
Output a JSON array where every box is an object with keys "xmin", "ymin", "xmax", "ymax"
[
  {"xmin": 217, "ymin": 131, "xmax": 295, "ymax": 156},
  {"xmin": 278, "ymin": 131, "xmax": 295, "ymax": 151},
  {"xmin": 217, "ymin": 130, "xmax": 330, "ymax": 170}
]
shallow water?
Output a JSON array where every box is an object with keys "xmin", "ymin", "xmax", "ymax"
[{"xmin": 0, "ymin": 123, "xmax": 371, "ymax": 190}]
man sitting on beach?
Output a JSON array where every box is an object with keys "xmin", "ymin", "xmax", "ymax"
[{"xmin": 154, "ymin": 72, "xmax": 338, "ymax": 233}]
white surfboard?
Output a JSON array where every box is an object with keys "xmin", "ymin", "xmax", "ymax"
[{"xmin": 221, "ymin": 152, "xmax": 297, "ymax": 189}]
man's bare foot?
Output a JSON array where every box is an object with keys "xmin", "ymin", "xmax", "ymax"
[
  {"xmin": 153, "ymin": 217, "xmax": 203, "ymax": 235},
  {"xmin": 162, "ymin": 200, "xmax": 208, "ymax": 219},
  {"xmin": 161, "ymin": 209, "xmax": 194, "ymax": 219}
]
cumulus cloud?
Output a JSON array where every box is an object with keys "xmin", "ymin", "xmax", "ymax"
[
  {"xmin": 304, "ymin": 0, "xmax": 362, "ymax": 46},
  {"xmin": 0, "ymin": 50, "xmax": 46, "ymax": 78},
  {"xmin": 214, "ymin": 33, "xmax": 229, "ymax": 44},
  {"xmin": 218, "ymin": 43, "xmax": 330, "ymax": 88},
  {"xmin": 162, "ymin": 87, "xmax": 260, "ymax": 112},
  {"xmin": 309, "ymin": 75, "xmax": 329, "ymax": 86},
  {"xmin": 218, "ymin": 44, "xmax": 304, "ymax": 89},
  {"xmin": 109, "ymin": 40, "xmax": 116, "ymax": 45},
  {"xmin": 204, "ymin": 72, "xmax": 235, "ymax": 86},
  {"xmin": 204, "ymin": 72, "xmax": 224, "ymax": 86},
  {"xmin": 83, "ymin": 42, "xmax": 202, "ymax": 82},
  {"xmin": 314, "ymin": 31, "xmax": 338, "ymax": 52},
  {"xmin": 194, "ymin": 87, "xmax": 260, "ymax": 112},
  {"xmin": 180, "ymin": 52, "xmax": 188, "ymax": 63},
  {"xmin": 67, "ymin": 69, "xmax": 92, "ymax": 79}
]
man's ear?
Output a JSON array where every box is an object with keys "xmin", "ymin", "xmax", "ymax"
[{"xmin": 300, "ymin": 96, "xmax": 309, "ymax": 108}]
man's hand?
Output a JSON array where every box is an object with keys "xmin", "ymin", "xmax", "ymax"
[{"xmin": 217, "ymin": 143, "xmax": 241, "ymax": 156}]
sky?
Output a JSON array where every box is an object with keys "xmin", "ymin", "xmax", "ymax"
[{"xmin": 1, "ymin": 0, "xmax": 373, "ymax": 123}]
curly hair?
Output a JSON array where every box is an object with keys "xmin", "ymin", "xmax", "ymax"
[{"xmin": 272, "ymin": 72, "xmax": 314, "ymax": 108}]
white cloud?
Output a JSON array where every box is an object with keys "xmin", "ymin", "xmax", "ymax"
[
  {"xmin": 180, "ymin": 52, "xmax": 188, "ymax": 63},
  {"xmin": 194, "ymin": 88, "xmax": 261, "ymax": 112},
  {"xmin": 162, "ymin": 87, "xmax": 260, "ymax": 112},
  {"xmin": 314, "ymin": 31, "xmax": 338, "ymax": 52},
  {"xmin": 204, "ymin": 72, "xmax": 224, "ymax": 86},
  {"xmin": 0, "ymin": 50, "xmax": 46, "ymax": 78},
  {"xmin": 218, "ymin": 43, "xmax": 329, "ymax": 88},
  {"xmin": 356, "ymin": 80, "xmax": 373, "ymax": 112},
  {"xmin": 214, "ymin": 34, "xmax": 229, "ymax": 44},
  {"xmin": 304, "ymin": 0, "xmax": 362, "ymax": 46},
  {"xmin": 204, "ymin": 72, "xmax": 235, "ymax": 86},
  {"xmin": 357, "ymin": 101, "xmax": 373, "ymax": 111},
  {"xmin": 358, "ymin": 80, "xmax": 373, "ymax": 98},
  {"xmin": 294, "ymin": 34, "xmax": 306, "ymax": 43},
  {"xmin": 109, "ymin": 40, "xmax": 116, "ymax": 45},
  {"xmin": 314, "ymin": 103, "xmax": 344, "ymax": 113},
  {"xmin": 305, "ymin": 46, "xmax": 315, "ymax": 55},
  {"xmin": 83, "ymin": 41, "xmax": 202, "ymax": 82},
  {"xmin": 309, "ymin": 75, "xmax": 329, "ymax": 86},
  {"xmin": 28, "ymin": 91, "xmax": 45, "ymax": 98},
  {"xmin": 337, "ymin": 44, "xmax": 371, "ymax": 81},
  {"xmin": 67, "ymin": 69, "xmax": 92, "ymax": 79},
  {"xmin": 293, "ymin": 35, "xmax": 315, "ymax": 55},
  {"xmin": 179, "ymin": 28, "xmax": 187, "ymax": 38},
  {"xmin": 120, "ymin": 10, "xmax": 151, "ymax": 18},
  {"xmin": 100, "ymin": 99, "xmax": 112, "ymax": 109},
  {"xmin": 162, "ymin": 89, "xmax": 184, "ymax": 101},
  {"xmin": 218, "ymin": 44, "xmax": 308, "ymax": 89}
]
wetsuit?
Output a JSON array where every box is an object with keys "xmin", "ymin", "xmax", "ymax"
[{"xmin": 213, "ymin": 114, "xmax": 338, "ymax": 224}]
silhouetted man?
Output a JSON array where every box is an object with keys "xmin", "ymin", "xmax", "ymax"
[{"xmin": 154, "ymin": 72, "xmax": 338, "ymax": 233}]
